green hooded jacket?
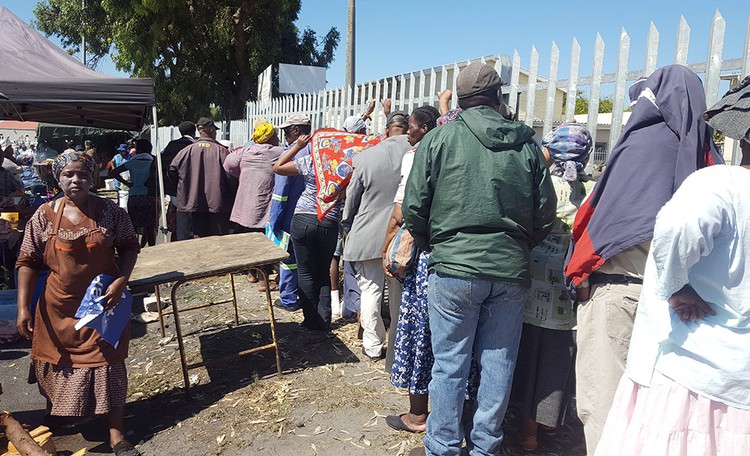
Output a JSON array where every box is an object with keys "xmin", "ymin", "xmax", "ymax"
[{"xmin": 402, "ymin": 106, "xmax": 556, "ymax": 286}]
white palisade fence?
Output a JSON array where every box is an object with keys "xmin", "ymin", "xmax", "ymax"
[{"xmin": 239, "ymin": 11, "xmax": 749, "ymax": 164}]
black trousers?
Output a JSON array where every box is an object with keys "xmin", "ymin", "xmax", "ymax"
[
  {"xmin": 290, "ymin": 213, "xmax": 338, "ymax": 330},
  {"xmin": 176, "ymin": 211, "xmax": 229, "ymax": 240}
]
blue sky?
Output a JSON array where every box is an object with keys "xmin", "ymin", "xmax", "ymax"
[{"xmin": 4, "ymin": 1, "xmax": 749, "ymax": 90}]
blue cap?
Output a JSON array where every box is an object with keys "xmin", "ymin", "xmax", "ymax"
[{"xmin": 116, "ymin": 143, "xmax": 129, "ymax": 152}]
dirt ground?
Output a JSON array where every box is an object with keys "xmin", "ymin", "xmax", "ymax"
[{"xmin": 1, "ymin": 274, "xmax": 586, "ymax": 455}]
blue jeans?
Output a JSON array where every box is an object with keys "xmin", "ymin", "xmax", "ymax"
[
  {"xmin": 424, "ymin": 271, "xmax": 527, "ymax": 456},
  {"xmin": 278, "ymin": 241, "xmax": 299, "ymax": 310}
]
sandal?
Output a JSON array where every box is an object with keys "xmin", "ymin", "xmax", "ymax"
[
  {"xmin": 258, "ymin": 280, "xmax": 278, "ymax": 292},
  {"xmin": 385, "ymin": 414, "xmax": 425, "ymax": 433},
  {"xmin": 112, "ymin": 440, "xmax": 142, "ymax": 456},
  {"xmin": 512, "ymin": 434, "xmax": 538, "ymax": 452}
]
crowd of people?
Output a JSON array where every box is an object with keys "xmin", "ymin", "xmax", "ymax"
[{"xmin": 12, "ymin": 61, "xmax": 750, "ymax": 456}]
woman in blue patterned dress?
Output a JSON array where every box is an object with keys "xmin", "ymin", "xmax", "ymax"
[{"xmin": 382, "ymin": 103, "xmax": 443, "ymax": 433}]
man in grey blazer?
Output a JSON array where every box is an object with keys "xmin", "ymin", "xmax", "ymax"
[{"xmin": 342, "ymin": 112, "xmax": 411, "ymax": 362}]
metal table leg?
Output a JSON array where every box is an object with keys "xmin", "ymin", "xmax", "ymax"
[
  {"xmin": 167, "ymin": 265, "xmax": 283, "ymax": 396},
  {"xmin": 229, "ymin": 273, "xmax": 239, "ymax": 327},
  {"xmin": 169, "ymin": 279, "xmax": 192, "ymax": 395},
  {"xmin": 254, "ymin": 267, "xmax": 282, "ymax": 376},
  {"xmin": 155, "ymin": 284, "xmax": 166, "ymax": 337}
]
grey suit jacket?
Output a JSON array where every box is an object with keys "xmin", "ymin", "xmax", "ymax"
[{"xmin": 342, "ymin": 134, "xmax": 411, "ymax": 262}]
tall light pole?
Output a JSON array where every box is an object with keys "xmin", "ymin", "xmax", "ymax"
[
  {"xmin": 345, "ymin": 0, "xmax": 355, "ymax": 107},
  {"xmin": 80, "ymin": 0, "xmax": 86, "ymax": 65}
]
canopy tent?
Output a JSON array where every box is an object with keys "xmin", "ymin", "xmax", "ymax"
[
  {"xmin": 0, "ymin": 6, "xmax": 154, "ymax": 131},
  {"xmin": 0, "ymin": 7, "xmax": 170, "ymax": 240}
]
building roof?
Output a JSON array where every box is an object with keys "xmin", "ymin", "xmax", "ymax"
[
  {"xmin": 573, "ymin": 112, "xmax": 632, "ymax": 127},
  {"xmin": 0, "ymin": 120, "xmax": 38, "ymax": 130}
]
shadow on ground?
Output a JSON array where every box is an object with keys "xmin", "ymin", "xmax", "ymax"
[{"xmin": 120, "ymin": 319, "xmax": 358, "ymax": 449}]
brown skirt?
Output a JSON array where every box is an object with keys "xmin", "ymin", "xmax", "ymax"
[{"xmin": 33, "ymin": 360, "xmax": 128, "ymax": 416}]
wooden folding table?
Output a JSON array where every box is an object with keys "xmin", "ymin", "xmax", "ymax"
[{"xmin": 128, "ymin": 232, "xmax": 289, "ymax": 394}]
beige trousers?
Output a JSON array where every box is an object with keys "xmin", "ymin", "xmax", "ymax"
[
  {"xmin": 575, "ymin": 281, "xmax": 641, "ymax": 455},
  {"xmin": 355, "ymin": 259, "xmax": 388, "ymax": 358}
]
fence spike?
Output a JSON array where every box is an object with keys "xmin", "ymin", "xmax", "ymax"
[
  {"xmin": 609, "ymin": 28, "xmax": 631, "ymax": 153},
  {"xmin": 705, "ymin": 9, "xmax": 726, "ymax": 107},
  {"xmin": 645, "ymin": 21, "xmax": 660, "ymax": 76},
  {"xmin": 419, "ymin": 70, "xmax": 427, "ymax": 111},
  {"xmin": 399, "ymin": 75, "xmax": 407, "ymax": 112},
  {"xmin": 587, "ymin": 33, "xmax": 605, "ymax": 158},
  {"xmin": 374, "ymin": 81, "xmax": 382, "ymax": 132},
  {"xmin": 509, "ymin": 50, "xmax": 521, "ymax": 111},
  {"xmin": 743, "ymin": 12, "xmax": 750, "ymax": 78},
  {"xmin": 429, "ymin": 67, "xmax": 437, "ymax": 108},
  {"xmin": 451, "ymin": 63, "xmax": 460, "ymax": 110},
  {"xmin": 524, "ymin": 46, "xmax": 540, "ymax": 127},
  {"xmin": 675, "ymin": 16, "xmax": 691, "ymax": 65},
  {"xmin": 543, "ymin": 42, "xmax": 560, "ymax": 136},
  {"xmin": 564, "ymin": 38, "xmax": 581, "ymax": 120}
]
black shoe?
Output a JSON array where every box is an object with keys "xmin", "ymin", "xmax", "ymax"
[
  {"xmin": 113, "ymin": 440, "xmax": 142, "ymax": 456},
  {"xmin": 361, "ymin": 347, "xmax": 385, "ymax": 361},
  {"xmin": 299, "ymin": 320, "xmax": 331, "ymax": 332}
]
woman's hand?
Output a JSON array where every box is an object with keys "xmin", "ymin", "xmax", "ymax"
[
  {"xmin": 668, "ymin": 284, "xmax": 716, "ymax": 321},
  {"xmin": 274, "ymin": 133, "xmax": 313, "ymax": 176},
  {"xmin": 381, "ymin": 98, "xmax": 392, "ymax": 116},
  {"xmin": 16, "ymin": 307, "xmax": 33, "ymax": 340},
  {"xmin": 362, "ymin": 99, "xmax": 376, "ymax": 120},
  {"xmin": 101, "ymin": 277, "xmax": 129, "ymax": 310},
  {"xmin": 382, "ymin": 255, "xmax": 394, "ymax": 279},
  {"xmin": 296, "ymin": 134, "xmax": 311, "ymax": 148},
  {"xmin": 438, "ymin": 89, "xmax": 453, "ymax": 115},
  {"xmin": 575, "ymin": 285, "xmax": 591, "ymax": 302}
]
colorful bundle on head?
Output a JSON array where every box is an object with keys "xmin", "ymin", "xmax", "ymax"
[
  {"xmin": 541, "ymin": 123, "xmax": 593, "ymax": 181},
  {"xmin": 252, "ymin": 123, "xmax": 275, "ymax": 144}
]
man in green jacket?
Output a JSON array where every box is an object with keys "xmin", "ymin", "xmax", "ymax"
[{"xmin": 403, "ymin": 62, "xmax": 556, "ymax": 456}]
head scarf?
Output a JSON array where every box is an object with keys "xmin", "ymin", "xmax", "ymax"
[
  {"xmin": 541, "ymin": 123, "xmax": 593, "ymax": 181},
  {"xmin": 252, "ymin": 117, "xmax": 269, "ymax": 129},
  {"xmin": 342, "ymin": 116, "xmax": 367, "ymax": 133},
  {"xmin": 628, "ymin": 77, "xmax": 648, "ymax": 107},
  {"xmin": 52, "ymin": 151, "xmax": 97, "ymax": 183},
  {"xmin": 564, "ymin": 64, "xmax": 723, "ymax": 288},
  {"xmin": 252, "ymin": 123, "xmax": 275, "ymax": 144},
  {"xmin": 703, "ymin": 75, "xmax": 750, "ymax": 140}
]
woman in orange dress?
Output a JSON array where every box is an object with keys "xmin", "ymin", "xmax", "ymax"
[{"xmin": 15, "ymin": 151, "xmax": 141, "ymax": 456}]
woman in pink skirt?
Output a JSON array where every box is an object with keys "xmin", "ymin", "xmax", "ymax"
[{"xmin": 596, "ymin": 77, "xmax": 750, "ymax": 456}]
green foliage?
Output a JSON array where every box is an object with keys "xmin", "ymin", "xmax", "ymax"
[
  {"xmin": 33, "ymin": 0, "xmax": 113, "ymax": 68},
  {"xmin": 34, "ymin": 0, "xmax": 340, "ymax": 124},
  {"xmin": 574, "ymin": 91, "xmax": 614, "ymax": 115},
  {"xmin": 599, "ymin": 97, "xmax": 613, "ymax": 113},
  {"xmin": 574, "ymin": 91, "xmax": 588, "ymax": 115}
]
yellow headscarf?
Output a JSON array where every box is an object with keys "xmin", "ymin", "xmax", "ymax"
[{"xmin": 252, "ymin": 123, "xmax": 275, "ymax": 144}]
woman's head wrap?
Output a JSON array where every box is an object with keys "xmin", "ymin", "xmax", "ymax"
[
  {"xmin": 52, "ymin": 151, "xmax": 97, "ymax": 183},
  {"xmin": 343, "ymin": 116, "xmax": 367, "ymax": 133},
  {"xmin": 252, "ymin": 123, "xmax": 276, "ymax": 144},
  {"xmin": 703, "ymin": 75, "xmax": 750, "ymax": 140},
  {"xmin": 541, "ymin": 123, "xmax": 593, "ymax": 181}
]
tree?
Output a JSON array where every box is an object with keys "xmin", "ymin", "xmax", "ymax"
[
  {"xmin": 33, "ymin": 0, "xmax": 340, "ymax": 124},
  {"xmin": 573, "ymin": 91, "xmax": 614, "ymax": 115}
]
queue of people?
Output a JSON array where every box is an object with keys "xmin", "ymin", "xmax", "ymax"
[{"xmin": 12, "ymin": 61, "xmax": 750, "ymax": 456}]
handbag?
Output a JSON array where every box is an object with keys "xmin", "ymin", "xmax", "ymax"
[{"xmin": 385, "ymin": 223, "xmax": 417, "ymax": 279}]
